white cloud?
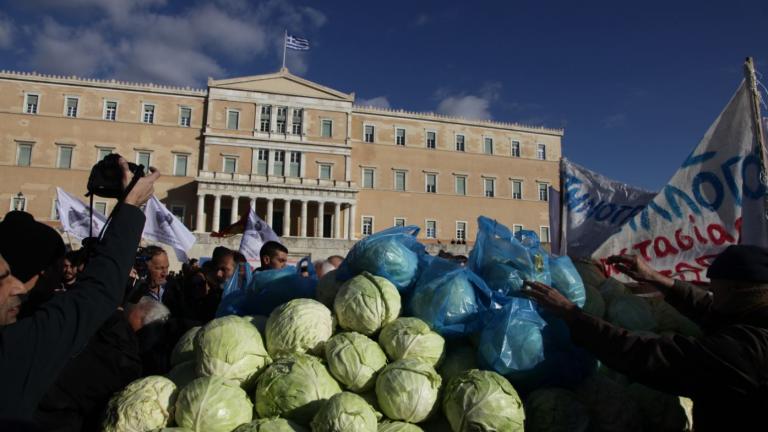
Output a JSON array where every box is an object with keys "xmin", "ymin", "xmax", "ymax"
[
  {"xmin": 25, "ymin": 19, "xmax": 113, "ymax": 76},
  {"xmin": 434, "ymin": 82, "xmax": 502, "ymax": 120},
  {"xmin": 357, "ymin": 96, "xmax": 391, "ymax": 109},
  {"xmin": 0, "ymin": 14, "xmax": 14, "ymax": 49},
  {"xmin": 436, "ymin": 95, "xmax": 492, "ymax": 120},
  {"xmin": 19, "ymin": 0, "xmax": 325, "ymax": 86}
]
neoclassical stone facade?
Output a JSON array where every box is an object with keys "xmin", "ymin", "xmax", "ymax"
[{"xmin": 0, "ymin": 68, "xmax": 562, "ymax": 260}]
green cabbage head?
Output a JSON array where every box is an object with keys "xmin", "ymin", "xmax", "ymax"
[
  {"xmin": 524, "ymin": 387, "xmax": 589, "ymax": 432},
  {"xmin": 378, "ymin": 318, "xmax": 445, "ymax": 366},
  {"xmin": 377, "ymin": 421, "xmax": 424, "ymax": 432},
  {"xmin": 334, "ymin": 272, "xmax": 401, "ymax": 336},
  {"xmin": 375, "ymin": 359, "xmax": 441, "ymax": 423},
  {"xmin": 325, "ymin": 332, "xmax": 388, "ymax": 392},
  {"xmin": 195, "ymin": 315, "xmax": 271, "ymax": 389},
  {"xmin": 254, "ymin": 353, "xmax": 342, "ymax": 425},
  {"xmin": 442, "ymin": 369, "xmax": 525, "ymax": 432},
  {"xmin": 175, "ymin": 376, "xmax": 253, "ymax": 432},
  {"xmin": 233, "ymin": 417, "xmax": 308, "ymax": 431},
  {"xmin": 170, "ymin": 326, "xmax": 200, "ymax": 367},
  {"xmin": 266, "ymin": 298, "xmax": 336, "ymax": 357},
  {"xmin": 103, "ymin": 376, "xmax": 177, "ymax": 432},
  {"xmin": 311, "ymin": 392, "xmax": 380, "ymax": 432}
]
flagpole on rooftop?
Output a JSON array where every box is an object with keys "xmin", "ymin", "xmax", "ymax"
[
  {"xmin": 744, "ymin": 57, "xmax": 768, "ymax": 224},
  {"xmin": 282, "ymin": 29, "xmax": 288, "ymax": 70}
]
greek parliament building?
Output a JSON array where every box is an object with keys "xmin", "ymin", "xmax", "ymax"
[{"xmin": 0, "ymin": 68, "xmax": 562, "ymax": 261}]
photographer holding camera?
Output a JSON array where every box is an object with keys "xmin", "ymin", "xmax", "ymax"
[{"xmin": 0, "ymin": 157, "xmax": 159, "ymax": 429}]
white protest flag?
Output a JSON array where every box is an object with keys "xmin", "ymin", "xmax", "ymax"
[
  {"xmin": 142, "ymin": 196, "xmax": 196, "ymax": 262},
  {"xmin": 560, "ymin": 159, "xmax": 656, "ymax": 258},
  {"xmin": 56, "ymin": 187, "xmax": 107, "ymax": 239},
  {"xmin": 593, "ymin": 81, "xmax": 768, "ymax": 282},
  {"xmin": 239, "ymin": 207, "xmax": 281, "ymax": 265}
]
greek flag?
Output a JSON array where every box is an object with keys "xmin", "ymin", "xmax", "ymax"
[{"xmin": 285, "ymin": 34, "xmax": 310, "ymax": 50}]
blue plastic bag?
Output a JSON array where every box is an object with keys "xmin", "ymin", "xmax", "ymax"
[
  {"xmin": 514, "ymin": 229, "xmax": 551, "ymax": 285},
  {"xmin": 215, "ymin": 261, "xmax": 255, "ymax": 317},
  {"xmin": 506, "ymin": 312, "xmax": 597, "ymax": 394},
  {"xmin": 469, "ymin": 217, "xmax": 537, "ymax": 295},
  {"xmin": 477, "ymin": 296, "xmax": 547, "ymax": 375},
  {"xmin": 550, "ymin": 256, "xmax": 587, "ymax": 308},
  {"xmin": 216, "ymin": 257, "xmax": 317, "ymax": 317},
  {"xmin": 409, "ymin": 256, "xmax": 491, "ymax": 337},
  {"xmin": 336, "ymin": 225, "xmax": 427, "ymax": 292}
]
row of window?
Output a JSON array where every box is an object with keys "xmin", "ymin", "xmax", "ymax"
[
  {"xmin": 224, "ymin": 149, "xmax": 303, "ymax": 177},
  {"xmin": 363, "ymin": 124, "xmax": 548, "ymax": 159},
  {"xmin": 360, "ymin": 167, "xmax": 549, "ymax": 200},
  {"xmin": 23, "ymin": 93, "xmax": 193, "ymax": 126},
  {"xmin": 360, "ymin": 217, "xmax": 551, "ymax": 242},
  {"xmin": 21, "ymin": 93, "xmax": 551, "ymax": 159},
  {"xmin": 14, "ymin": 142, "xmax": 190, "ymax": 176}
]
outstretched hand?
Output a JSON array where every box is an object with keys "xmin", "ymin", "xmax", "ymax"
[
  {"xmin": 606, "ymin": 254, "xmax": 674, "ymax": 290},
  {"xmin": 521, "ymin": 280, "xmax": 579, "ymax": 321},
  {"xmin": 120, "ymin": 157, "xmax": 160, "ymax": 207}
]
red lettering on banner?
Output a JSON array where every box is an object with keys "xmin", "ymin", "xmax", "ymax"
[
  {"xmin": 632, "ymin": 240, "xmax": 653, "ymax": 261},
  {"xmin": 675, "ymin": 262, "xmax": 704, "ymax": 282},
  {"xmin": 735, "ymin": 216, "xmax": 743, "ymax": 242},
  {"xmin": 674, "ymin": 229, "xmax": 694, "ymax": 251},
  {"xmin": 707, "ymin": 224, "xmax": 735, "ymax": 245},
  {"xmin": 653, "ymin": 236, "xmax": 679, "ymax": 258}
]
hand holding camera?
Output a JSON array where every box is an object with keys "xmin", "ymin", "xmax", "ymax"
[{"xmin": 119, "ymin": 157, "xmax": 160, "ymax": 207}]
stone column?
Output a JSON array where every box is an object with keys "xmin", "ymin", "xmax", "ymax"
[
  {"xmin": 317, "ymin": 201, "xmax": 326, "ymax": 238},
  {"xmin": 230, "ymin": 195, "xmax": 240, "ymax": 224},
  {"xmin": 195, "ymin": 194, "xmax": 206, "ymax": 232},
  {"xmin": 300, "ymin": 200, "xmax": 308, "ymax": 237},
  {"xmin": 343, "ymin": 203, "xmax": 350, "ymax": 240},
  {"xmin": 347, "ymin": 203, "xmax": 356, "ymax": 240},
  {"xmin": 266, "ymin": 198, "xmax": 274, "ymax": 227},
  {"xmin": 283, "ymin": 199, "xmax": 292, "ymax": 237},
  {"xmin": 334, "ymin": 202, "xmax": 342, "ymax": 239},
  {"xmin": 212, "ymin": 194, "xmax": 222, "ymax": 232},
  {"xmin": 250, "ymin": 197, "xmax": 256, "ymax": 211}
]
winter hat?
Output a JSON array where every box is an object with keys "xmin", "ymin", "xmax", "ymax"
[
  {"xmin": 707, "ymin": 245, "xmax": 768, "ymax": 284},
  {"xmin": 0, "ymin": 211, "xmax": 66, "ymax": 282}
]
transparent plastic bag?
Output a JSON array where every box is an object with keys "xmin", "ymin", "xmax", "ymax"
[
  {"xmin": 550, "ymin": 256, "xmax": 587, "ymax": 308},
  {"xmin": 336, "ymin": 225, "xmax": 427, "ymax": 292}
]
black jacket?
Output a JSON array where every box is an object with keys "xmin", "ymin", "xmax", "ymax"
[
  {"xmin": 127, "ymin": 277, "xmax": 190, "ymax": 319},
  {"xmin": 0, "ymin": 204, "xmax": 145, "ymax": 425},
  {"xmin": 34, "ymin": 311, "xmax": 142, "ymax": 432},
  {"xmin": 568, "ymin": 280, "xmax": 768, "ymax": 432}
]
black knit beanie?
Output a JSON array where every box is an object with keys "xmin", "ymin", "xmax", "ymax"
[
  {"xmin": 0, "ymin": 211, "xmax": 66, "ymax": 282},
  {"xmin": 707, "ymin": 245, "xmax": 768, "ymax": 283}
]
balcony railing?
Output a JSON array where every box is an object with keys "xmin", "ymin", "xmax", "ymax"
[{"xmin": 197, "ymin": 171, "xmax": 356, "ymax": 188}]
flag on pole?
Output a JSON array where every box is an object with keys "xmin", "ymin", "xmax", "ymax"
[
  {"xmin": 593, "ymin": 81, "xmax": 768, "ymax": 282},
  {"xmin": 142, "ymin": 196, "xmax": 196, "ymax": 262},
  {"xmin": 56, "ymin": 187, "xmax": 107, "ymax": 240},
  {"xmin": 285, "ymin": 34, "xmax": 310, "ymax": 50},
  {"xmin": 239, "ymin": 208, "xmax": 281, "ymax": 265}
]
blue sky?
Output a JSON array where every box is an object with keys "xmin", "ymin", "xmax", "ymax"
[{"xmin": 0, "ymin": 0, "xmax": 766, "ymax": 190}]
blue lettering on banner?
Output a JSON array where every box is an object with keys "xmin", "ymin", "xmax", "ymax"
[
  {"xmin": 692, "ymin": 172, "xmax": 724, "ymax": 211},
  {"xmin": 565, "ymin": 150, "xmax": 767, "ymax": 234},
  {"xmin": 624, "ymin": 151, "xmax": 767, "ymax": 233}
]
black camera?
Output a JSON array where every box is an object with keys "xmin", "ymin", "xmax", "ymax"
[{"xmin": 86, "ymin": 153, "xmax": 145, "ymax": 199}]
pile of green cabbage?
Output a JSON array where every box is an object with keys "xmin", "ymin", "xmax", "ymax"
[{"xmin": 104, "ymin": 232, "xmax": 696, "ymax": 432}]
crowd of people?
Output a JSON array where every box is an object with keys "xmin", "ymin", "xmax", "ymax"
[{"xmin": 0, "ymin": 158, "xmax": 767, "ymax": 431}]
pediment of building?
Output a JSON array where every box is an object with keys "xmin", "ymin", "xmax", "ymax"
[{"xmin": 209, "ymin": 68, "xmax": 354, "ymax": 102}]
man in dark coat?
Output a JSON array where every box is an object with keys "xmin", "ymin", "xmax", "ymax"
[
  {"xmin": 33, "ymin": 310, "xmax": 141, "ymax": 432},
  {"xmin": 127, "ymin": 245, "xmax": 190, "ymax": 319},
  {"xmin": 523, "ymin": 245, "xmax": 768, "ymax": 432},
  {"xmin": 0, "ymin": 158, "xmax": 159, "ymax": 429}
]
